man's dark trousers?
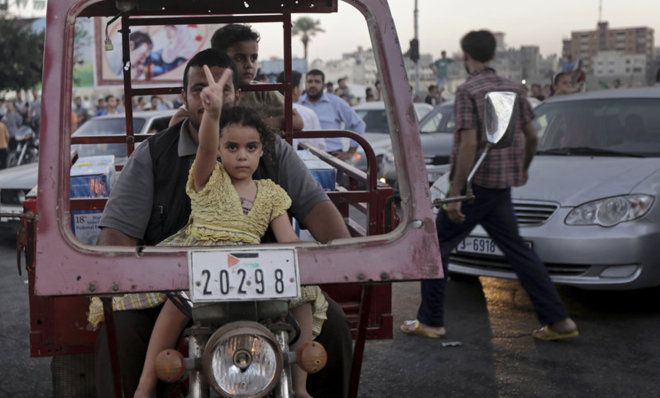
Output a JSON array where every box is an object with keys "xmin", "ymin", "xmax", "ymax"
[{"xmin": 417, "ymin": 185, "xmax": 568, "ymax": 327}]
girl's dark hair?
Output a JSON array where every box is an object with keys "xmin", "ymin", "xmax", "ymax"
[{"xmin": 220, "ymin": 106, "xmax": 276, "ymax": 158}]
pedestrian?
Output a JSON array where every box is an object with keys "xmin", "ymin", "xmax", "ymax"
[
  {"xmin": 552, "ymin": 71, "xmax": 581, "ymax": 96},
  {"xmin": 374, "ymin": 80, "xmax": 382, "ymax": 101},
  {"xmin": 401, "ymin": 30, "xmax": 578, "ymax": 341},
  {"xmin": 430, "ymin": 50, "xmax": 453, "ymax": 90},
  {"xmin": 337, "ymin": 77, "xmax": 354, "ymax": 104},
  {"xmin": 103, "ymin": 94, "xmax": 122, "ymax": 115},
  {"xmin": 424, "ymin": 84, "xmax": 444, "ymax": 106},
  {"xmin": 73, "ymin": 96, "xmax": 90, "ymax": 126},
  {"xmin": 542, "ymin": 83, "xmax": 552, "ymax": 99},
  {"xmin": 30, "ymin": 88, "xmax": 41, "ymax": 132},
  {"xmin": 95, "ymin": 97, "xmax": 107, "ymax": 116},
  {"xmin": 13, "ymin": 91, "xmax": 30, "ymax": 122},
  {"xmin": 276, "ymin": 70, "xmax": 325, "ymax": 150},
  {"xmin": 0, "ymin": 116, "xmax": 9, "ymax": 169},
  {"xmin": 365, "ymin": 87, "xmax": 376, "ymax": 102},
  {"xmin": 3, "ymin": 102, "xmax": 22, "ymax": 150},
  {"xmin": 299, "ymin": 69, "xmax": 366, "ymax": 161},
  {"xmin": 530, "ymin": 83, "xmax": 545, "ymax": 101},
  {"xmin": 149, "ymin": 95, "xmax": 169, "ymax": 111}
]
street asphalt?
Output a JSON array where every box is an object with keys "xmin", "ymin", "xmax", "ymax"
[{"xmin": 2, "ymin": 228, "xmax": 660, "ymax": 398}]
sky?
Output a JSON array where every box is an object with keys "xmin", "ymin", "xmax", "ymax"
[{"xmin": 255, "ymin": 0, "xmax": 660, "ymax": 61}]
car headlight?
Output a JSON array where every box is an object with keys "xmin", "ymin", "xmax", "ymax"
[
  {"xmin": 350, "ymin": 151, "xmax": 363, "ymax": 165},
  {"xmin": 203, "ymin": 321, "xmax": 282, "ymax": 398},
  {"xmin": 565, "ymin": 194, "xmax": 654, "ymax": 227}
]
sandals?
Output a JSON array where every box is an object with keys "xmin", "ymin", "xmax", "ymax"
[
  {"xmin": 532, "ymin": 325, "xmax": 579, "ymax": 341},
  {"xmin": 400, "ymin": 320, "xmax": 445, "ymax": 339}
]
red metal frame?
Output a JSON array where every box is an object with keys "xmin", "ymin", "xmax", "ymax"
[
  {"xmin": 27, "ymin": 0, "xmax": 441, "ymax": 395},
  {"xmin": 35, "ymin": 0, "xmax": 440, "ymax": 297}
]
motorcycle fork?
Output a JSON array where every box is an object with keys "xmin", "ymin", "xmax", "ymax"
[
  {"xmin": 275, "ymin": 330, "xmax": 294, "ymax": 398},
  {"xmin": 187, "ymin": 327, "xmax": 210, "ymax": 398}
]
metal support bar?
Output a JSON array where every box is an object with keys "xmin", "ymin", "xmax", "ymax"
[
  {"xmin": 130, "ymin": 87, "xmax": 183, "ymax": 96},
  {"xmin": 283, "ymin": 12, "xmax": 293, "ymax": 144},
  {"xmin": 349, "ymin": 284, "xmax": 374, "ymax": 398},
  {"xmin": 101, "ymin": 297, "xmax": 123, "ymax": 398},
  {"xmin": 120, "ymin": 15, "xmax": 135, "ymax": 156},
  {"xmin": 127, "ymin": 14, "xmax": 286, "ymax": 27}
]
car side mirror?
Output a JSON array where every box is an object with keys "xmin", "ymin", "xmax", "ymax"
[
  {"xmin": 433, "ymin": 91, "xmax": 518, "ymax": 207},
  {"xmin": 484, "ymin": 91, "xmax": 517, "ymax": 148}
]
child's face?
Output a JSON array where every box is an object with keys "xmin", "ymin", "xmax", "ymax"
[
  {"xmin": 555, "ymin": 75, "xmax": 573, "ymax": 95},
  {"xmin": 218, "ymin": 124, "xmax": 263, "ymax": 181},
  {"xmin": 226, "ymin": 40, "xmax": 259, "ymax": 87}
]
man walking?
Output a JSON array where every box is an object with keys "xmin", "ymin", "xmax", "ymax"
[
  {"xmin": 402, "ymin": 30, "xmax": 578, "ymax": 341},
  {"xmin": 299, "ymin": 69, "xmax": 365, "ymax": 160}
]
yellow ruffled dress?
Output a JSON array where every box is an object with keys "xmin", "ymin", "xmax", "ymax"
[{"xmin": 89, "ymin": 162, "xmax": 328, "ymax": 337}]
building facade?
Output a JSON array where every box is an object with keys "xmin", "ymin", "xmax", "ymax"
[
  {"xmin": 592, "ymin": 50, "xmax": 648, "ymax": 87},
  {"xmin": 562, "ymin": 21, "xmax": 655, "ymax": 85}
]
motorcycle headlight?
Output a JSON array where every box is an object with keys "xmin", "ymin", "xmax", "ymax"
[
  {"xmin": 203, "ymin": 321, "xmax": 282, "ymax": 398},
  {"xmin": 565, "ymin": 194, "xmax": 654, "ymax": 227}
]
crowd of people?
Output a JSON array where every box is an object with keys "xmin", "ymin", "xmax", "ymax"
[
  {"xmin": 72, "ymin": 93, "xmax": 184, "ymax": 128},
  {"xmin": 0, "ymin": 89, "xmax": 41, "ymax": 169}
]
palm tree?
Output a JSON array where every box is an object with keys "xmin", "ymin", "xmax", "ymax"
[{"xmin": 292, "ymin": 17, "xmax": 324, "ymax": 67}]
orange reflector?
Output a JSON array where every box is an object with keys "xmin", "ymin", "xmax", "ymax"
[
  {"xmin": 155, "ymin": 349, "xmax": 185, "ymax": 383},
  {"xmin": 296, "ymin": 341, "xmax": 327, "ymax": 374}
]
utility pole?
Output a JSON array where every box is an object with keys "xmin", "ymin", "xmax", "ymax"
[{"xmin": 413, "ymin": 0, "xmax": 420, "ymax": 95}]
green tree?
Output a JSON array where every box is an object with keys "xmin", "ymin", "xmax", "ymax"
[
  {"xmin": 0, "ymin": 17, "xmax": 44, "ymax": 91},
  {"xmin": 292, "ymin": 17, "xmax": 324, "ymax": 66}
]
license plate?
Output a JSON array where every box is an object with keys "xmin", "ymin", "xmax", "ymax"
[
  {"xmin": 455, "ymin": 236, "xmax": 531, "ymax": 256},
  {"xmin": 188, "ymin": 248, "xmax": 300, "ymax": 303}
]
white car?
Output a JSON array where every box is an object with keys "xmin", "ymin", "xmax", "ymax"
[
  {"xmin": 0, "ymin": 110, "xmax": 174, "ymax": 225},
  {"xmin": 352, "ymin": 101, "xmax": 433, "ymax": 183}
]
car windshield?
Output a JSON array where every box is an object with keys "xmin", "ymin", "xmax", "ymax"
[
  {"xmin": 71, "ymin": 117, "xmax": 146, "ymax": 161},
  {"xmin": 356, "ymin": 105, "xmax": 430, "ymax": 134},
  {"xmin": 536, "ymin": 98, "xmax": 660, "ymax": 157},
  {"xmin": 419, "ymin": 105, "xmax": 455, "ymax": 134},
  {"xmin": 355, "ymin": 109, "xmax": 389, "ymax": 134}
]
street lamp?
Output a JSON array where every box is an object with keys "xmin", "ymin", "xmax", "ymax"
[{"xmin": 413, "ymin": 0, "xmax": 420, "ymax": 95}]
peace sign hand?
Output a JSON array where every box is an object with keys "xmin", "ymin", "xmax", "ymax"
[{"xmin": 200, "ymin": 65, "xmax": 233, "ymax": 118}]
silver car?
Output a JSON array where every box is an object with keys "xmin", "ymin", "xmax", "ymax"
[
  {"xmin": 0, "ymin": 110, "xmax": 174, "ymax": 225},
  {"xmin": 434, "ymin": 87, "xmax": 660, "ymax": 290},
  {"xmin": 352, "ymin": 101, "xmax": 433, "ymax": 183}
]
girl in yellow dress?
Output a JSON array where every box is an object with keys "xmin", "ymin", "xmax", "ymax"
[{"xmin": 130, "ymin": 66, "xmax": 325, "ymax": 398}]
